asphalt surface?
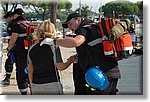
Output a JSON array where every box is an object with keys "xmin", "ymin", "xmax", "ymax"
[{"xmin": 118, "ymin": 54, "xmax": 143, "ymax": 95}]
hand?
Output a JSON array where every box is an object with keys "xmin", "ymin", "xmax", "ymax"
[
  {"xmin": 40, "ymin": 38, "xmax": 54, "ymax": 46},
  {"xmin": 67, "ymin": 55, "xmax": 78, "ymax": 63}
]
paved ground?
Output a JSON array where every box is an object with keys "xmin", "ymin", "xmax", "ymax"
[
  {"xmin": 0, "ymin": 43, "xmax": 143, "ymax": 95},
  {"xmin": 118, "ymin": 54, "xmax": 143, "ymax": 95}
]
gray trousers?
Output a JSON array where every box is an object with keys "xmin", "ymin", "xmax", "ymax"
[{"xmin": 31, "ymin": 82, "xmax": 63, "ymax": 95}]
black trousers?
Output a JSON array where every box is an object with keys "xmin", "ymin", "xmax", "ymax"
[
  {"xmin": 15, "ymin": 53, "xmax": 28, "ymax": 93},
  {"xmin": 4, "ymin": 55, "xmax": 14, "ymax": 74},
  {"xmin": 73, "ymin": 63, "xmax": 87, "ymax": 95},
  {"xmin": 73, "ymin": 63, "xmax": 119, "ymax": 95}
]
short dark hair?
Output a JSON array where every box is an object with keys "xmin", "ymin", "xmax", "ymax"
[
  {"xmin": 3, "ymin": 11, "xmax": 13, "ymax": 18},
  {"xmin": 13, "ymin": 8, "xmax": 24, "ymax": 15}
]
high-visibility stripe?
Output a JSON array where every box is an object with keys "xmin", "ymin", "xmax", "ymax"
[
  {"xmin": 24, "ymin": 47, "xmax": 28, "ymax": 50},
  {"xmin": 88, "ymin": 38, "xmax": 102, "ymax": 46},
  {"xmin": 6, "ymin": 72, "xmax": 12, "ymax": 75},
  {"xmin": 92, "ymin": 19, "xmax": 133, "ymax": 60},
  {"xmin": 18, "ymin": 33, "xmax": 26, "ymax": 37},
  {"xmin": 82, "ymin": 25, "xmax": 92, "ymax": 27},
  {"xmin": 104, "ymin": 50, "xmax": 114, "ymax": 55},
  {"xmin": 18, "ymin": 21, "xmax": 29, "ymax": 37},
  {"xmin": 123, "ymin": 46, "xmax": 133, "ymax": 51},
  {"xmin": 124, "ymin": 46, "xmax": 133, "ymax": 55}
]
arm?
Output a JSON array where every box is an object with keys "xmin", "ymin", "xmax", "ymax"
[
  {"xmin": 7, "ymin": 33, "xmax": 18, "ymax": 50},
  {"xmin": 56, "ymin": 60, "xmax": 73, "ymax": 71},
  {"xmin": 28, "ymin": 64, "xmax": 34, "ymax": 85},
  {"xmin": 56, "ymin": 35, "xmax": 85, "ymax": 48},
  {"xmin": 56, "ymin": 55, "xmax": 77, "ymax": 71}
]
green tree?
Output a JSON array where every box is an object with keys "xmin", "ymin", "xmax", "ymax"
[
  {"xmin": 1, "ymin": 0, "xmax": 72, "ymax": 31},
  {"xmin": 25, "ymin": 12, "xmax": 42, "ymax": 20},
  {"xmin": 136, "ymin": 1, "xmax": 143, "ymax": 13},
  {"xmin": 75, "ymin": 4, "xmax": 92, "ymax": 18},
  {"xmin": 57, "ymin": 0, "xmax": 72, "ymax": 10},
  {"xmin": 102, "ymin": 0, "xmax": 139, "ymax": 18},
  {"xmin": 22, "ymin": 1, "xmax": 51, "ymax": 20},
  {"xmin": 1, "ymin": 1, "xmax": 18, "ymax": 14},
  {"xmin": 57, "ymin": 0, "xmax": 72, "ymax": 22},
  {"xmin": 21, "ymin": 0, "xmax": 72, "ymax": 23}
]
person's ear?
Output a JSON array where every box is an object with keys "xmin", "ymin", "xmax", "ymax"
[
  {"xmin": 77, "ymin": 18, "xmax": 82, "ymax": 23},
  {"xmin": 76, "ymin": 19, "xmax": 79, "ymax": 24},
  {"xmin": 76, "ymin": 18, "xmax": 81, "ymax": 24}
]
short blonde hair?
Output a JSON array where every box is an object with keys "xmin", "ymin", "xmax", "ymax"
[{"xmin": 36, "ymin": 20, "xmax": 56, "ymax": 39}]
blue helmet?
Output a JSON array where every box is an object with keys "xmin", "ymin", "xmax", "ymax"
[
  {"xmin": 85, "ymin": 66, "xmax": 109, "ymax": 91},
  {"xmin": 24, "ymin": 66, "xmax": 28, "ymax": 74}
]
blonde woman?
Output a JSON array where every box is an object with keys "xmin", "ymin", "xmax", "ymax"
[{"xmin": 27, "ymin": 20, "xmax": 75, "ymax": 95}]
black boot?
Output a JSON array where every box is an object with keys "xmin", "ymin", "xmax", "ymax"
[{"xmin": 1, "ymin": 74, "xmax": 11, "ymax": 85}]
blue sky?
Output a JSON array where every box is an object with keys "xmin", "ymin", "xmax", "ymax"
[{"xmin": 68, "ymin": 0, "xmax": 143, "ymax": 13}]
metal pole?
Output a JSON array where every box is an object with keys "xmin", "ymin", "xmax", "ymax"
[
  {"xmin": 79, "ymin": 0, "xmax": 81, "ymax": 15},
  {"xmin": 134, "ymin": 15, "xmax": 136, "ymax": 31},
  {"xmin": 99, "ymin": 0, "xmax": 103, "ymax": 21}
]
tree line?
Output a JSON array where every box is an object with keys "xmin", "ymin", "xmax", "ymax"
[
  {"xmin": 1, "ymin": 0, "xmax": 143, "ymax": 24},
  {"xmin": 101, "ymin": 0, "xmax": 143, "ymax": 19}
]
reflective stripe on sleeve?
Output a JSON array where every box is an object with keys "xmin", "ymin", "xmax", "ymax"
[
  {"xmin": 18, "ymin": 33, "xmax": 26, "ymax": 37},
  {"xmin": 87, "ymin": 38, "xmax": 102, "ymax": 46}
]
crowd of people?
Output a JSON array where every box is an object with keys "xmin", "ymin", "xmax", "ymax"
[{"xmin": 1, "ymin": 8, "xmax": 123, "ymax": 95}]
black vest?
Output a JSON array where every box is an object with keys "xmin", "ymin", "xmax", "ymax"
[{"xmin": 29, "ymin": 41, "xmax": 60, "ymax": 84}]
